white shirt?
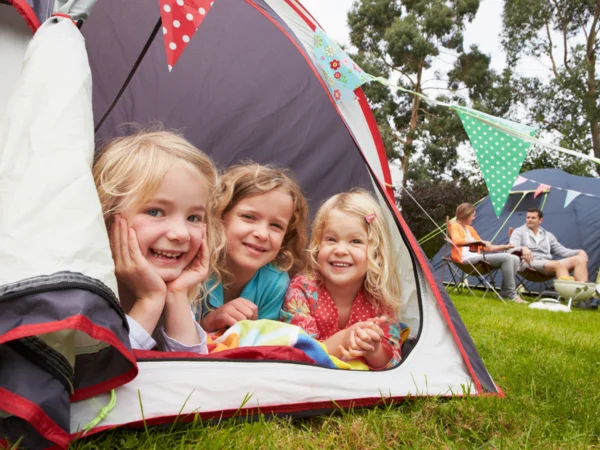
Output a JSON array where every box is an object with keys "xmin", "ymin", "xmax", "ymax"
[
  {"xmin": 126, "ymin": 313, "xmax": 208, "ymax": 354},
  {"xmin": 461, "ymin": 226, "xmax": 479, "ymax": 262}
]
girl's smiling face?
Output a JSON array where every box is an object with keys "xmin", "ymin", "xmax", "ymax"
[
  {"xmin": 316, "ymin": 209, "xmax": 368, "ymax": 294},
  {"xmin": 223, "ymin": 187, "xmax": 294, "ymax": 281},
  {"xmin": 119, "ymin": 161, "xmax": 208, "ymax": 282}
]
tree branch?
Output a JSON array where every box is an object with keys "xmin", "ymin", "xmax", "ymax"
[
  {"xmin": 545, "ymin": 21, "xmax": 560, "ymax": 78},
  {"xmin": 550, "ymin": 0, "xmax": 570, "ymax": 71},
  {"xmin": 587, "ymin": 1, "xmax": 600, "ymax": 62}
]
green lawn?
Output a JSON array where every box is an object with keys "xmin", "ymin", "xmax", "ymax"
[{"xmin": 75, "ymin": 294, "xmax": 600, "ymax": 449}]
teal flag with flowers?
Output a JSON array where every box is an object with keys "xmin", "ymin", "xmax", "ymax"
[
  {"xmin": 313, "ymin": 27, "xmax": 371, "ymax": 103},
  {"xmin": 457, "ymin": 107, "xmax": 536, "ymax": 217}
]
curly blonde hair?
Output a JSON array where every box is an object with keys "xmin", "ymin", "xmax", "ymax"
[
  {"xmin": 308, "ymin": 189, "xmax": 402, "ymax": 315},
  {"xmin": 214, "ymin": 163, "xmax": 309, "ymax": 281},
  {"xmin": 92, "ymin": 129, "xmax": 226, "ymax": 301}
]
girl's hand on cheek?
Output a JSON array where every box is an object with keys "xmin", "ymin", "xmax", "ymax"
[
  {"xmin": 110, "ymin": 215, "xmax": 166, "ymax": 302},
  {"xmin": 167, "ymin": 224, "xmax": 209, "ymax": 296}
]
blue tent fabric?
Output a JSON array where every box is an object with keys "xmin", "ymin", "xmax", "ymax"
[{"xmin": 431, "ymin": 169, "xmax": 600, "ymax": 291}]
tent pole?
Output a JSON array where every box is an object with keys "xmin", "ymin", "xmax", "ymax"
[
  {"xmin": 490, "ymin": 193, "xmax": 526, "ymax": 243},
  {"xmin": 418, "ymin": 196, "xmax": 486, "ymax": 246}
]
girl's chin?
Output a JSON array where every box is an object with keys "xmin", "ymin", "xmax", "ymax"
[{"xmin": 155, "ymin": 267, "xmax": 184, "ymax": 282}]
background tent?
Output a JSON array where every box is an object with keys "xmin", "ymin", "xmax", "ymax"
[
  {"xmin": 431, "ymin": 169, "xmax": 600, "ymax": 293},
  {"xmin": 0, "ymin": 1, "xmax": 136, "ymax": 448},
  {"xmin": 3, "ymin": 0, "xmax": 500, "ymax": 446}
]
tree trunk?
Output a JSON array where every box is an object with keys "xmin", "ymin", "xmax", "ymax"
[
  {"xmin": 586, "ymin": 1, "xmax": 600, "ymax": 172},
  {"xmin": 401, "ymin": 62, "xmax": 424, "ymax": 188}
]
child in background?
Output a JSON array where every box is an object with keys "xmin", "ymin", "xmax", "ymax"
[
  {"xmin": 280, "ymin": 189, "xmax": 405, "ymax": 369},
  {"xmin": 198, "ymin": 163, "xmax": 308, "ymax": 332},
  {"xmin": 93, "ymin": 130, "xmax": 224, "ymax": 353}
]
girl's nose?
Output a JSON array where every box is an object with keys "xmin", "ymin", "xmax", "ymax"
[
  {"xmin": 166, "ymin": 218, "xmax": 190, "ymax": 242},
  {"xmin": 333, "ymin": 243, "xmax": 349, "ymax": 255},
  {"xmin": 252, "ymin": 222, "xmax": 268, "ymax": 240}
]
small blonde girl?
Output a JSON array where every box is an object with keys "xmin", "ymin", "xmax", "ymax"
[
  {"xmin": 280, "ymin": 189, "xmax": 405, "ymax": 369},
  {"xmin": 198, "ymin": 163, "xmax": 309, "ymax": 332},
  {"xmin": 93, "ymin": 130, "xmax": 224, "ymax": 353}
]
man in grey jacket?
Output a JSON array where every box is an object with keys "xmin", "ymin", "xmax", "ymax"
[{"xmin": 509, "ymin": 208, "xmax": 588, "ymax": 281}]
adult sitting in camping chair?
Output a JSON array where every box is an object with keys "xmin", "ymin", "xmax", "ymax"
[
  {"xmin": 509, "ymin": 208, "xmax": 589, "ymax": 282},
  {"xmin": 448, "ymin": 203, "xmax": 526, "ymax": 303}
]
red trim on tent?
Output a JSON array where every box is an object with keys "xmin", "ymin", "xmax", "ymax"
[
  {"xmin": 0, "ymin": 386, "xmax": 69, "ymax": 448},
  {"xmin": 282, "ymin": 0, "xmax": 315, "ymax": 30},
  {"xmin": 0, "ymin": 315, "xmax": 138, "ymax": 401},
  {"xmin": 289, "ymin": 0, "xmax": 322, "ymax": 29},
  {"xmin": 6, "ymin": 0, "xmax": 40, "ymax": 33},
  {"xmin": 355, "ymin": 89, "xmax": 395, "ymax": 198},
  {"xmin": 133, "ymin": 345, "xmax": 318, "ymax": 365},
  {"xmin": 72, "ymin": 392, "xmax": 470, "ymax": 439},
  {"xmin": 377, "ymin": 182, "xmax": 485, "ymax": 394}
]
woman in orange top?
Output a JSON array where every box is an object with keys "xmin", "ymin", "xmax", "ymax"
[{"xmin": 448, "ymin": 203, "xmax": 526, "ymax": 303}]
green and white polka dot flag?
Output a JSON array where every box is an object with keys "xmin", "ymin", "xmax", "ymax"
[{"xmin": 457, "ymin": 107, "xmax": 537, "ymax": 217}]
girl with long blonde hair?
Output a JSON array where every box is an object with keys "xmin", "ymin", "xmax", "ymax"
[
  {"xmin": 281, "ymin": 189, "xmax": 405, "ymax": 369},
  {"xmin": 94, "ymin": 129, "xmax": 224, "ymax": 352}
]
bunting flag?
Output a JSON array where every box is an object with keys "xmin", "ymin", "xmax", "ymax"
[
  {"xmin": 159, "ymin": 0, "xmax": 214, "ymax": 71},
  {"xmin": 457, "ymin": 107, "xmax": 536, "ymax": 216},
  {"xmin": 563, "ymin": 190, "xmax": 581, "ymax": 208},
  {"xmin": 533, "ymin": 183, "xmax": 551, "ymax": 199},
  {"xmin": 313, "ymin": 27, "xmax": 371, "ymax": 103},
  {"xmin": 513, "ymin": 175, "xmax": 527, "ymax": 187}
]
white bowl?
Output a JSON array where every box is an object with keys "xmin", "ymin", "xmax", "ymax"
[{"xmin": 553, "ymin": 279, "xmax": 597, "ymax": 303}]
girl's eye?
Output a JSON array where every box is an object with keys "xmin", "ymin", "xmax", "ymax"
[
  {"xmin": 271, "ymin": 223, "xmax": 284, "ymax": 230},
  {"xmin": 146, "ymin": 208, "xmax": 163, "ymax": 217},
  {"xmin": 188, "ymin": 215, "xmax": 203, "ymax": 223},
  {"xmin": 325, "ymin": 237, "xmax": 336, "ymax": 243},
  {"xmin": 241, "ymin": 213, "xmax": 255, "ymax": 220},
  {"xmin": 352, "ymin": 239, "xmax": 364, "ymax": 245}
]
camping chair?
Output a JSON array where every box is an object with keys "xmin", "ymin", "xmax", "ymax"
[
  {"xmin": 508, "ymin": 227, "xmax": 556, "ymax": 300},
  {"xmin": 441, "ymin": 217, "xmax": 498, "ymax": 298}
]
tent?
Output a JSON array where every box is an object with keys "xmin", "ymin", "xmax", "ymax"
[
  {"xmin": 1, "ymin": 0, "xmax": 500, "ymax": 447},
  {"xmin": 0, "ymin": 1, "xmax": 137, "ymax": 449},
  {"xmin": 431, "ymin": 169, "xmax": 600, "ymax": 292}
]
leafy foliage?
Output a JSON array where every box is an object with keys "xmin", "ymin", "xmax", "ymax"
[
  {"xmin": 347, "ymin": 0, "xmax": 481, "ymax": 186},
  {"xmin": 503, "ymin": 0, "xmax": 600, "ymax": 173}
]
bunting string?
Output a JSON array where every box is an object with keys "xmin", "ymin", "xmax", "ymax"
[{"xmin": 516, "ymin": 176, "xmax": 600, "ymax": 200}]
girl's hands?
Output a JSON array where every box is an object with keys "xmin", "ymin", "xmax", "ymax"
[
  {"xmin": 166, "ymin": 223, "xmax": 209, "ymax": 296},
  {"xmin": 110, "ymin": 215, "xmax": 166, "ymax": 302},
  {"xmin": 338, "ymin": 322, "xmax": 385, "ymax": 361},
  {"xmin": 201, "ymin": 298, "xmax": 258, "ymax": 332}
]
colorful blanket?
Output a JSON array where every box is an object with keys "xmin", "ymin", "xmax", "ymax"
[{"xmin": 208, "ymin": 319, "xmax": 370, "ymax": 370}]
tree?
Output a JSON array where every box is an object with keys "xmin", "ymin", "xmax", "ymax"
[
  {"xmin": 347, "ymin": 0, "xmax": 480, "ymax": 187},
  {"xmin": 502, "ymin": 0, "xmax": 600, "ymax": 174}
]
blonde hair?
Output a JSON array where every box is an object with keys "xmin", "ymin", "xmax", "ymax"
[
  {"xmin": 308, "ymin": 189, "xmax": 401, "ymax": 315},
  {"xmin": 92, "ymin": 129, "xmax": 226, "ymax": 301},
  {"xmin": 214, "ymin": 163, "xmax": 309, "ymax": 280},
  {"xmin": 456, "ymin": 202, "xmax": 476, "ymax": 221}
]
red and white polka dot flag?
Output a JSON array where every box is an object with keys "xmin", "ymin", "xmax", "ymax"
[{"xmin": 159, "ymin": 0, "xmax": 214, "ymax": 71}]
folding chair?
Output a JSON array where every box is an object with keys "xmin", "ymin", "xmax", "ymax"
[
  {"xmin": 508, "ymin": 227, "xmax": 556, "ymax": 300},
  {"xmin": 441, "ymin": 217, "xmax": 498, "ymax": 298}
]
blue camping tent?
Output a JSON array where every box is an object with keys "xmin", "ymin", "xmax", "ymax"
[{"xmin": 431, "ymin": 169, "xmax": 600, "ymax": 292}]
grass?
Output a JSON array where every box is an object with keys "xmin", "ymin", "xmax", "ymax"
[{"xmin": 74, "ymin": 293, "xmax": 600, "ymax": 449}]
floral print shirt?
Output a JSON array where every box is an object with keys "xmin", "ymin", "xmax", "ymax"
[{"xmin": 280, "ymin": 274, "xmax": 406, "ymax": 369}]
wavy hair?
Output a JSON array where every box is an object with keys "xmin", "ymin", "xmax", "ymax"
[
  {"xmin": 214, "ymin": 163, "xmax": 309, "ymax": 282},
  {"xmin": 308, "ymin": 189, "xmax": 402, "ymax": 315},
  {"xmin": 92, "ymin": 129, "xmax": 226, "ymax": 302}
]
